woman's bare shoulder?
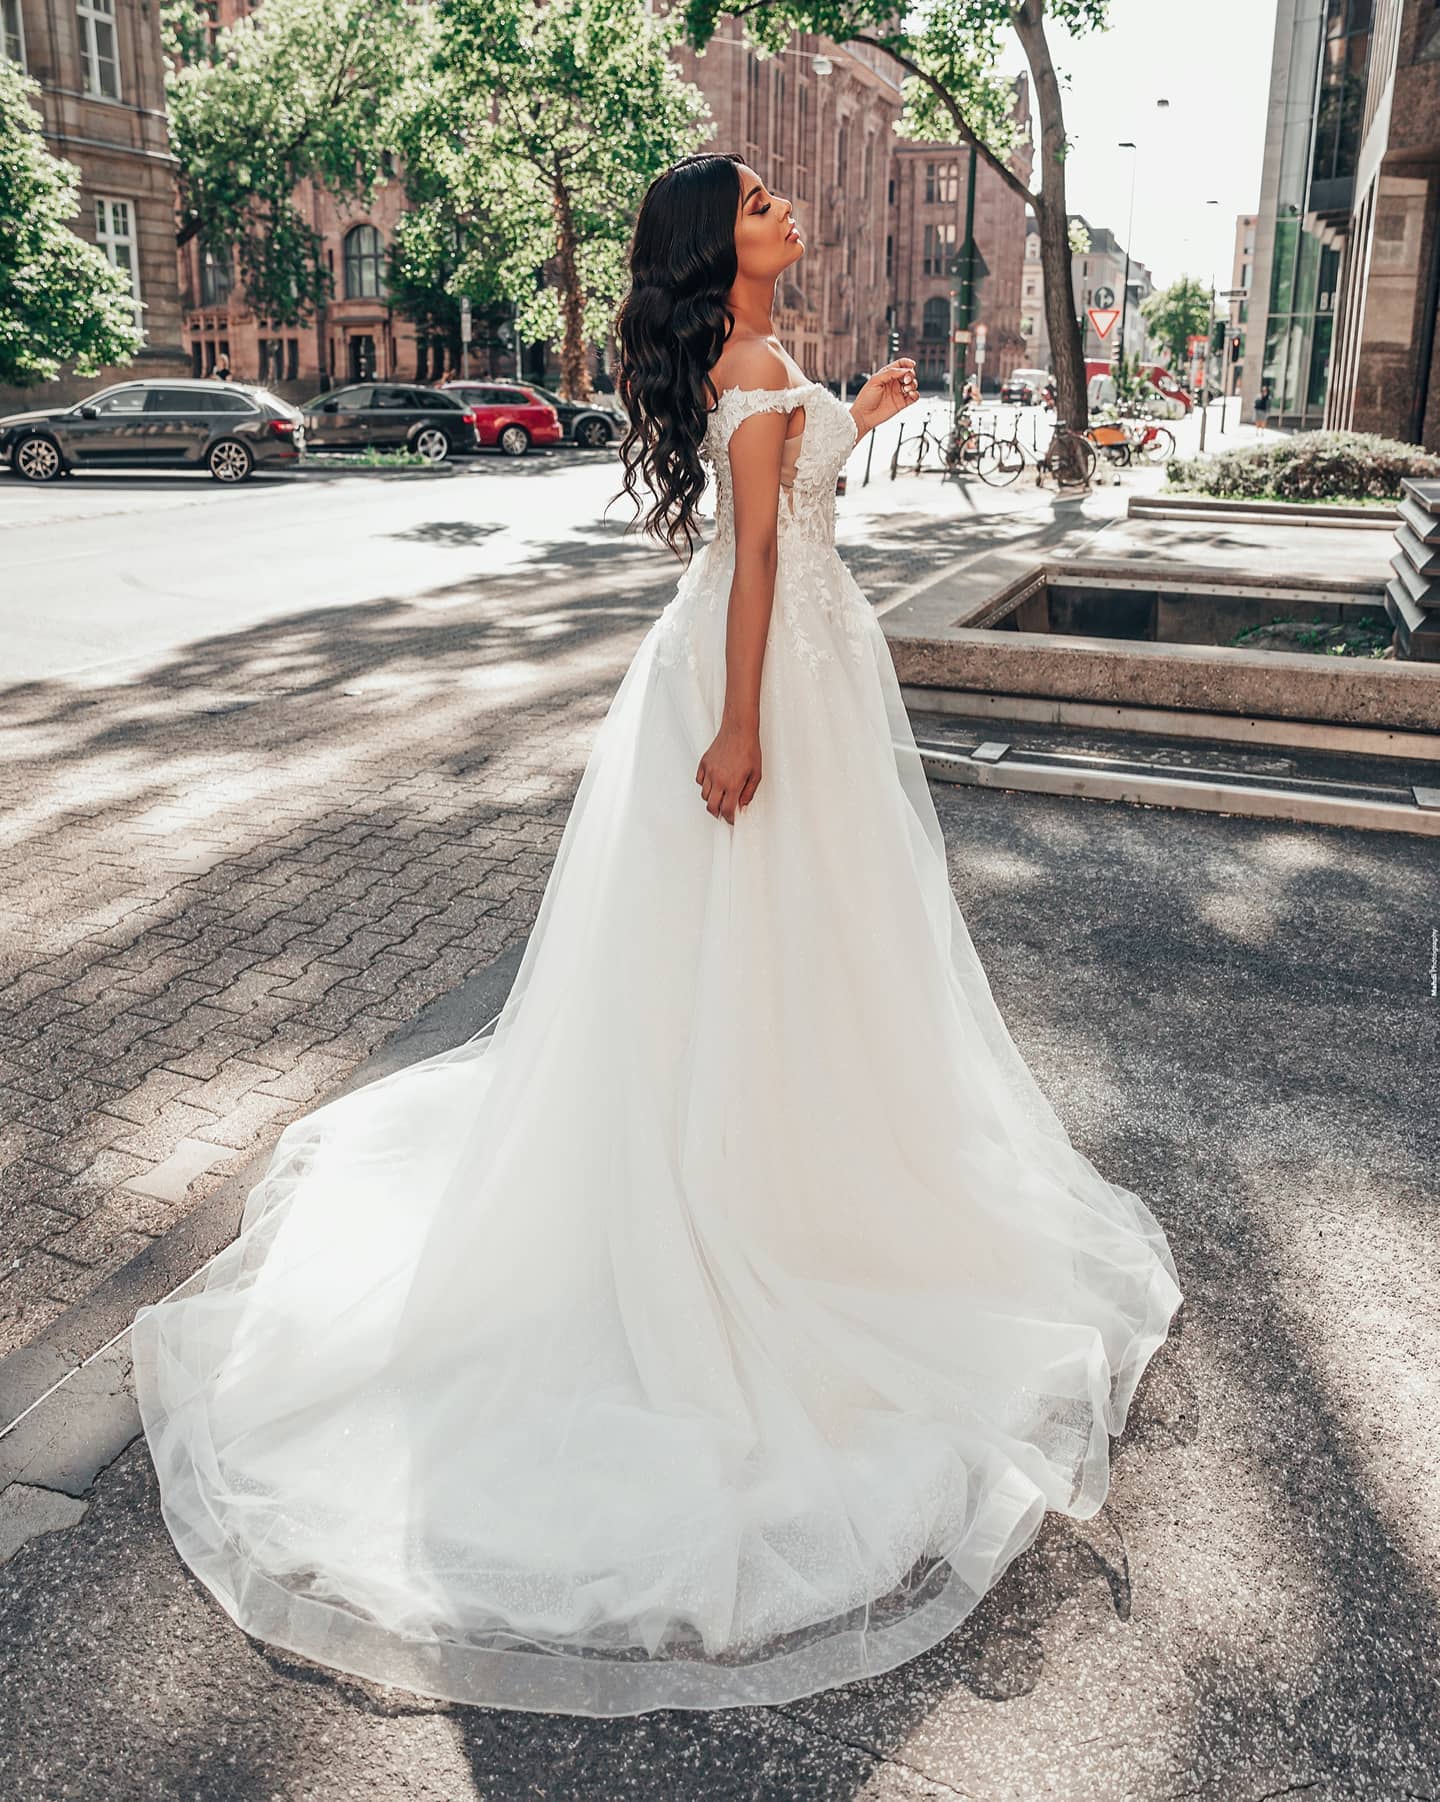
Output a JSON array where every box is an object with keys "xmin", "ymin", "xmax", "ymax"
[{"xmin": 706, "ymin": 339, "xmax": 801, "ymax": 404}]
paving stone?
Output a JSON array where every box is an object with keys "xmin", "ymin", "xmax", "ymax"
[{"xmin": 119, "ymin": 1140, "xmax": 236, "ymax": 1205}]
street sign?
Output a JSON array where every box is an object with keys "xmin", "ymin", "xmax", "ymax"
[
  {"xmin": 953, "ymin": 329, "xmax": 971, "ymax": 344},
  {"xmin": 460, "ymin": 297, "xmax": 473, "ymax": 344},
  {"xmin": 1092, "ymin": 285, "xmax": 1115, "ymax": 309},
  {"xmin": 975, "ymin": 323, "xmax": 987, "ymax": 344},
  {"xmin": 1087, "ymin": 306, "xmax": 1122, "ymax": 341}
]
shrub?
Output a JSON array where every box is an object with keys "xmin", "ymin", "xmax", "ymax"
[{"xmin": 1167, "ymin": 429, "xmax": 1440, "ymax": 502}]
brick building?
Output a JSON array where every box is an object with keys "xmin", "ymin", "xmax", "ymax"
[
  {"xmin": 0, "ymin": 0, "xmax": 186, "ymax": 408},
  {"xmin": 888, "ymin": 80, "xmax": 1033, "ymax": 393}
]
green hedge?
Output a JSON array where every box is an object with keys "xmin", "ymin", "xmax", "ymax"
[{"xmin": 1167, "ymin": 429, "xmax": 1439, "ymax": 502}]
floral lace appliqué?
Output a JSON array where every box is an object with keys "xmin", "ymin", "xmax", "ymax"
[{"xmin": 652, "ymin": 382, "xmax": 873, "ymax": 677}]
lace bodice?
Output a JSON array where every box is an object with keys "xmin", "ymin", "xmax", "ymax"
[
  {"xmin": 701, "ymin": 380, "xmax": 858, "ymax": 549},
  {"xmin": 652, "ymin": 378, "xmax": 875, "ymax": 679}
]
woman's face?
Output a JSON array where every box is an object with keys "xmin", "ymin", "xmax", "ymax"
[{"xmin": 732, "ymin": 164, "xmax": 803, "ymax": 282}]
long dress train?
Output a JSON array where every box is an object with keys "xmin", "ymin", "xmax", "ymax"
[{"xmin": 131, "ymin": 378, "xmax": 1183, "ymax": 1718}]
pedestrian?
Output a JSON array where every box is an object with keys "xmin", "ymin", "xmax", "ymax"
[
  {"xmin": 962, "ymin": 373, "xmax": 981, "ymax": 408},
  {"xmin": 211, "ymin": 352, "xmax": 232, "ymax": 383},
  {"xmin": 1254, "ymin": 379, "xmax": 1271, "ymax": 431},
  {"xmin": 131, "ymin": 148, "xmax": 1181, "ymax": 1722}
]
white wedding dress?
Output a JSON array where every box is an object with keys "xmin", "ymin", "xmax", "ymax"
[{"xmin": 132, "ymin": 378, "xmax": 1183, "ymax": 1718}]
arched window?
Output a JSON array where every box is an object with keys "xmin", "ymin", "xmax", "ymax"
[
  {"xmin": 344, "ymin": 224, "xmax": 384, "ymax": 300},
  {"xmin": 922, "ymin": 296, "xmax": 949, "ymax": 340}
]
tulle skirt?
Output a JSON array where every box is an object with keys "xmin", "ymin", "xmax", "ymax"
[{"xmin": 131, "ymin": 535, "xmax": 1183, "ymax": 1716}]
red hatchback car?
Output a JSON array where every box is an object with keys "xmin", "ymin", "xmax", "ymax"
[{"xmin": 447, "ymin": 383, "xmax": 563, "ymax": 457}]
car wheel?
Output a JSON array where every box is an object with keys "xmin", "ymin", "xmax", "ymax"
[
  {"xmin": 498, "ymin": 424, "xmax": 530, "ymax": 458},
  {"xmin": 208, "ymin": 438, "xmax": 254, "ymax": 483},
  {"xmin": 413, "ymin": 427, "xmax": 451, "ymax": 464},
  {"xmin": 576, "ymin": 417, "xmax": 612, "ymax": 449},
  {"xmin": 14, "ymin": 434, "xmax": 64, "ymax": 483}
]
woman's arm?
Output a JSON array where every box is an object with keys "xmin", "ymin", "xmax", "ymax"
[{"xmin": 694, "ymin": 399, "xmax": 794, "ymax": 825}]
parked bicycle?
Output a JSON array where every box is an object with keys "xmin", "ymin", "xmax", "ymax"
[
  {"xmin": 1084, "ymin": 409, "xmax": 1176, "ymax": 467},
  {"xmin": 1035, "ymin": 418, "xmax": 1097, "ymax": 489}
]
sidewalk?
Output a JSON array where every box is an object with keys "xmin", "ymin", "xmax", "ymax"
[{"xmin": 1, "ymin": 776, "xmax": 1436, "ymax": 1800}]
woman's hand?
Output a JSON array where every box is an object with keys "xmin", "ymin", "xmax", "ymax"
[
  {"xmin": 852, "ymin": 358, "xmax": 920, "ymax": 436},
  {"xmin": 697, "ymin": 718, "xmax": 762, "ymax": 824}
]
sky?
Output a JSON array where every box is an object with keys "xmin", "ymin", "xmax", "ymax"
[{"xmin": 992, "ymin": 0, "xmax": 1279, "ymax": 291}]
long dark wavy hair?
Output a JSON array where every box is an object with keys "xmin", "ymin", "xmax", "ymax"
[{"xmin": 612, "ymin": 153, "xmax": 745, "ymax": 563}]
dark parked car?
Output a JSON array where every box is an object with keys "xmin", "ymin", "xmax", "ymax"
[
  {"xmin": 999, "ymin": 367, "xmax": 1053, "ymax": 406},
  {"xmin": 0, "ymin": 379, "xmax": 304, "ymax": 483},
  {"xmin": 436, "ymin": 383, "xmax": 563, "ymax": 456},
  {"xmin": 444, "ymin": 380, "xmax": 620, "ymax": 450},
  {"xmin": 300, "ymin": 384, "xmax": 479, "ymax": 462}
]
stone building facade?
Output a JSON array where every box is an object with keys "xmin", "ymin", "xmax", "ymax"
[
  {"xmin": 1323, "ymin": 0, "xmax": 1439, "ymax": 447},
  {"xmin": 1, "ymin": 0, "xmax": 186, "ymax": 407},
  {"xmin": 1248, "ymin": 0, "xmax": 1438, "ymax": 446}
]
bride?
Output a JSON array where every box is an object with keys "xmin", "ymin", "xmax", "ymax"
[{"xmin": 131, "ymin": 152, "xmax": 1183, "ymax": 1718}]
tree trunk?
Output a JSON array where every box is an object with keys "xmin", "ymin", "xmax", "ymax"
[
  {"xmin": 551, "ymin": 161, "xmax": 590, "ymax": 403},
  {"xmin": 1014, "ymin": 0, "xmax": 1089, "ymax": 454}
]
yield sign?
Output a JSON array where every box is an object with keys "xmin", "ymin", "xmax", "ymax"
[{"xmin": 1088, "ymin": 305, "xmax": 1122, "ymax": 340}]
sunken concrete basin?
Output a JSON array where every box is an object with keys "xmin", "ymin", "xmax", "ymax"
[{"xmin": 890, "ymin": 557, "xmax": 1440, "ymax": 734}]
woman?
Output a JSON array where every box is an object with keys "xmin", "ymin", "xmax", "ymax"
[{"xmin": 132, "ymin": 153, "xmax": 1182, "ymax": 1719}]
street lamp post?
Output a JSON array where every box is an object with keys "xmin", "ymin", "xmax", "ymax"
[{"xmin": 1117, "ymin": 141, "xmax": 1136, "ymax": 378}]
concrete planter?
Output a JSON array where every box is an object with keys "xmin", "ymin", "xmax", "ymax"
[{"xmin": 889, "ymin": 557, "xmax": 1440, "ymax": 735}]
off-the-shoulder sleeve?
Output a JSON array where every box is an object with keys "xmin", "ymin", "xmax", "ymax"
[{"xmin": 703, "ymin": 384, "xmax": 814, "ymax": 464}]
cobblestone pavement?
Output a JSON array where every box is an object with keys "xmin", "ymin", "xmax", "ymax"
[
  {"xmin": 0, "ymin": 537, "xmax": 680, "ymax": 1356},
  {"xmin": 0, "ymin": 786, "xmax": 1435, "ymax": 1800}
]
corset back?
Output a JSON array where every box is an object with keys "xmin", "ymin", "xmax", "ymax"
[{"xmin": 701, "ymin": 381, "xmax": 858, "ymax": 549}]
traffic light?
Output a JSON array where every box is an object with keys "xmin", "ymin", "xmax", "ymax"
[
  {"xmin": 888, "ymin": 328, "xmax": 900, "ymax": 359},
  {"xmin": 1229, "ymin": 334, "xmax": 1242, "ymax": 363}
]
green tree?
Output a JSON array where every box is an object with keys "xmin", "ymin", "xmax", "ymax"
[
  {"xmin": 398, "ymin": 0, "xmax": 710, "ymax": 400},
  {"xmin": 1141, "ymin": 275, "xmax": 1211, "ymax": 371},
  {"xmin": 0, "ymin": 60, "xmax": 140, "ymax": 387},
  {"xmin": 683, "ymin": 0, "xmax": 1116, "ymax": 442},
  {"xmin": 164, "ymin": 0, "xmax": 424, "ymax": 325}
]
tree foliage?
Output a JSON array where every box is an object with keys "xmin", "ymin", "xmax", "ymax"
[
  {"xmin": 1140, "ymin": 275, "xmax": 1211, "ymax": 370},
  {"xmin": 392, "ymin": 0, "xmax": 710, "ymax": 397},
  {"xmin": 0, "ymin": 59, "xmax": 140, "ymax": 387},
  {"xmin": 163, "ymin": 0, "xmax": 424, "ymax": 325}
]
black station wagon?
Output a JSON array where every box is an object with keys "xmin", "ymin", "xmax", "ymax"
[{"xmin": 0, "ymin": 379, "xmax": 304, "ymax": 482}]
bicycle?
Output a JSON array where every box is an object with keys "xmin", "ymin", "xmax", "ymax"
[
  {"xmin": 1035, "ymin": 418, "xmax": 1097, "ymax": 489},
  {"xmin": 940, "ymin": 405, "xmax": 993, "ymax": 479},
  {"xmin": 1085, "ymin": 408, "xmax": 1176, "ymax": 467},
  {"xmin": 975, "ymin": 414, "xmax": 1029, "ymax": 487}
]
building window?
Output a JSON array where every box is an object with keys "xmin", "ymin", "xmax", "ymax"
[
  {"xmin": 835, "ymin": 123, "xmax": 849, "ymax": 191},
  {"xmin": 796, "ymin": 84, "xmax": 811, "ymax": 200},
  {"xmin": 924, "ymin": 161, "xmax": 959, "ymax": 206},
  {"xmin": 200, "ymin": 245, "xmax": 233, "ymax": 306},
  {"xmin": 2, "ymin": 0, "xmax": 26, "ymax": 65},
  {"xmin": 77, "ymin": 0, "xmax": 120, "ymax": 100},
  {"xmin": 922, "ymin": 221, "xmax": 957, "ymax": 277},
  {"xmin": 922, "ymin": 296, "xmax": 949, "ymax": 339},
  {"xmin": 94, "ymin": 196, "xmax": 141, "ymax": 332},
  {"xmin": 344, "ymin": 224, "xmax": 384, "ymax": 300}
]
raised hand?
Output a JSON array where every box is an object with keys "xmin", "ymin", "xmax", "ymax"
[{"xmin": 853, "ymin": 358, "xmax": 920, "ymax": 433}]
